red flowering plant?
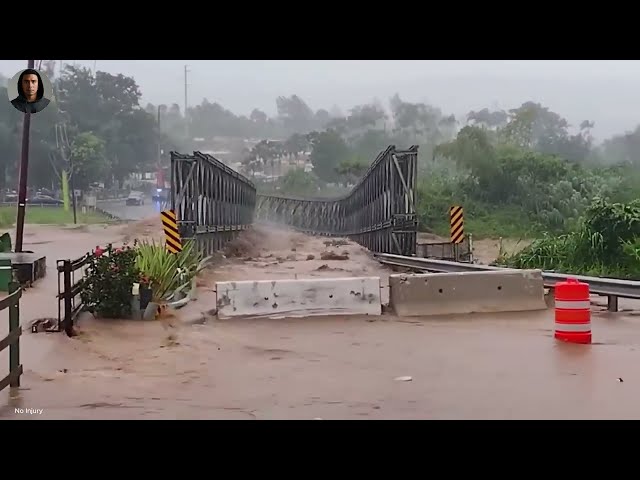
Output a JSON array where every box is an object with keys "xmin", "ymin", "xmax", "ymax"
[{"xmin": 80, "ymin": 243, "xmax": 140, "ymax": 318}]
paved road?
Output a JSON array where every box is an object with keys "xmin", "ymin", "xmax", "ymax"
[{"xmin": 98, "ymin": 199, "xmax": 164, "ymax": 221}]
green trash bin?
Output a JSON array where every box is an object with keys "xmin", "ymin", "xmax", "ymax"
[
  {"xmin": 0, "ymin": 258, "xmax": 13, "ymax": 292},
  {"xmin": 0, "ymin": 232, "xmax": 12, "ymax": 253}
]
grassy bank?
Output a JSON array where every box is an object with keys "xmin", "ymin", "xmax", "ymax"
[
  {"xmin": 499, "ymin": 198, "xmax": 640, "ymax": 280},
  {"xmin": 0, "ymin": 206, "xmax": 114, "ymax": 227},
  {"xmin": 421, "ymin": 205, "xmax": 546, "ymax": 241}
]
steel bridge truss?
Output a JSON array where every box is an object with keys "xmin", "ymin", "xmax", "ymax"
[
  {"xmin": 170, "ymin": 151, "xmax": 257, "ymax": 254},
  {"xmin": 255, "ymin": 145, "xmax": 418, "ymax": 256}
]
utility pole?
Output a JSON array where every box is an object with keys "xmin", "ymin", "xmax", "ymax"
[
  {"xmin": 184, "ymin": 64, "xmax": 190, "ymax": 140},
  {"xmin": 15, "ymin": 59, "xmax": 35, "ymax": 253},
  {"xmin": 157, "ymin": 105, "xmax": 162, "ymax": 165}
]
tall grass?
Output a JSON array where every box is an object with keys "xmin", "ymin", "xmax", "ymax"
[
  {"xmin": 0, "ymin": 206, "xmax": 112, "ymax": 226},
  {"xmin": 499, "ymin": 198, "xmax": 640, "ymax": 279},
  {"xmin": 0, "ymin": 210, "xmax": 13, "ymax": 228}
]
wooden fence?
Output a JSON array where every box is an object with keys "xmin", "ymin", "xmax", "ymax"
[{"xmin": 0, "ymin": 282, "xmax": 23, "ymax": 392}]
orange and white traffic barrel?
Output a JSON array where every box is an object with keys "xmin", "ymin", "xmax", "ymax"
[{"xmin": 554, "ymin": 278, "xmax": 591, "ymax": 344}]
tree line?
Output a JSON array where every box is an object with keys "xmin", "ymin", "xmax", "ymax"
[
  {"xmin": 1, "ymin": 63, "xmax": 165, "ymax": 190},
  {"xmin": 253, "ymin": 96, "xmax": 640, "ymax": 246}
]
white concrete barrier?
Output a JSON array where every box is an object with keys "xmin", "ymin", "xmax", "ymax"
[
  {"xmin": 216, "ymin": 277, "xmax": 382, "ymax": 319},
  {"xmin": 389, "ymin": 269, "xmax": 547, "ymax": 317}
]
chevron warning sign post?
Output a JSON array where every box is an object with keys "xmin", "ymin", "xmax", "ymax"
[
  {"xmin": 161, "ymin": 209, "xmax": 182, "ymax": 254},
  {"xmin": 449, "ymin": 205, "xmax": 464, "ymax": 244}
]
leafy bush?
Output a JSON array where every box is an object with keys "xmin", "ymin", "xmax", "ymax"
[
  {"xmin": 80, "ymin": 244, "xmax": 139, "ymax": 318},
  {"xmin": 499, "ymin": 198, "xmax": 640, "ymax": 279},
  {"xmin": 421, "ymin": 134, "xmax": 639, "ymax": 239}
]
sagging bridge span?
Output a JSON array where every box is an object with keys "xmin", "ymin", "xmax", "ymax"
[{"xmin": 170, "ymin": 145, "xmax": 419, "ymax": 256}]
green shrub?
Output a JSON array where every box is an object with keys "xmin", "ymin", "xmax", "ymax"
[
  {"xmin": 499, "ymin": 198, "xmax": 640, "ymax": 279},
  {"xmin": 80, "ymin": 244, "xmax": 140, "ymax": 318}
]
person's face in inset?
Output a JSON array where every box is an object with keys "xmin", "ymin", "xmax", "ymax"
[{"xmin": 21, "ymin": 74, "xmax": 38, "ymax": 102}]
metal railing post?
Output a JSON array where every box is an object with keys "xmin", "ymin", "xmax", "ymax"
[
  {"xmin": 9, "ymin": 281, "xmax": 20, "ymax": 388},
  {"xmin": 63, "ymin": 260, "xmax": 73, "ymax": 336}
]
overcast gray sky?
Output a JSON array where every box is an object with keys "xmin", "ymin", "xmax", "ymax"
[{"xmin": 2, "ymin": 60, "xmax": 639, "ymax": 142}]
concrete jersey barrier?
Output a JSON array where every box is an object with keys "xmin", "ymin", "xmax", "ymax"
[
  {"xmin": 216, "ymin": 276, "xmax": 382, "ymax": 319},
  {"xmin": 388, "ymin": 269, "xmax": 547, "ymax": 317}
]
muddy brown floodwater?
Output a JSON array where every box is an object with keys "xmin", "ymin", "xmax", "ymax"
[{"xmin": 2, "ymin": 222, "xmax": 640, "ymax": 420}]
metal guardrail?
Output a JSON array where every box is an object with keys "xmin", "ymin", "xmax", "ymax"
[{"xmin": 373, "ymin": 253, "xmax": 640, "ymax": 312}]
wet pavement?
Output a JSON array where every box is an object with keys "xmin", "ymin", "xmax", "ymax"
[{"xmin": 99, "ymin": 200, "xmax": 164, "ymax": 221}]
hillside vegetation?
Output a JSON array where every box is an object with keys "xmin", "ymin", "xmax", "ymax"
[
  {"xmin": 263, "ymin": 100, "xmax": 640, "ymax": 238},
  {"xmin": 254, "ymin": 98, "xmax": 640, "ymax": 278},
  {"xmin": 498, "ymin": 198, "xmax": 640, "ymax": 279}
]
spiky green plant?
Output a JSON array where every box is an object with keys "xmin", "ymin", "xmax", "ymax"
[{"xmin": 135, "ymin": 239, "xmax": 211, "ymax": 302}]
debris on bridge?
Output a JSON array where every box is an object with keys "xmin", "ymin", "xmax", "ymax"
[
  {"xmin": 320, "ymin": 251, "xmax": 349, "ymax": 261},
  {"xmin": 223, "ymin": 228, "xmax": 262, "ymax": 258}
]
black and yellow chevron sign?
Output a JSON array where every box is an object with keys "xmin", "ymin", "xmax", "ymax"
[
  {"xmin": 161, "ymin": 209, "xmax": 182, "ymax": 254},
  {"xmin": 449, "ymin": 205, "xmax": 464, "ymax": 244}
]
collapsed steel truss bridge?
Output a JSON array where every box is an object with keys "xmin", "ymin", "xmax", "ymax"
[{"xmin": 170, "ymin": 145, "xmax": 418, "ymax": 256}]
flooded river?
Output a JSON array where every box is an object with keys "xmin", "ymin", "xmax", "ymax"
[{"xmin": 3, "ymin": 310, "xmax": 640, "ymax": 420}]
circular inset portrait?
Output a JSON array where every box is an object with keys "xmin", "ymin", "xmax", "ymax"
[{"xmin": 6, "ymin": 68, "xmax": 52, "ymax": 115}]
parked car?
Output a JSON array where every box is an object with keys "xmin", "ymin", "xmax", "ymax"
[
  {"xmin": 126, "ymin": 192, "xmax": 145, "ymax": 206},
  {"xmin": 29, "ymin": 194, "xmax": 63, "ymax": 205}
]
